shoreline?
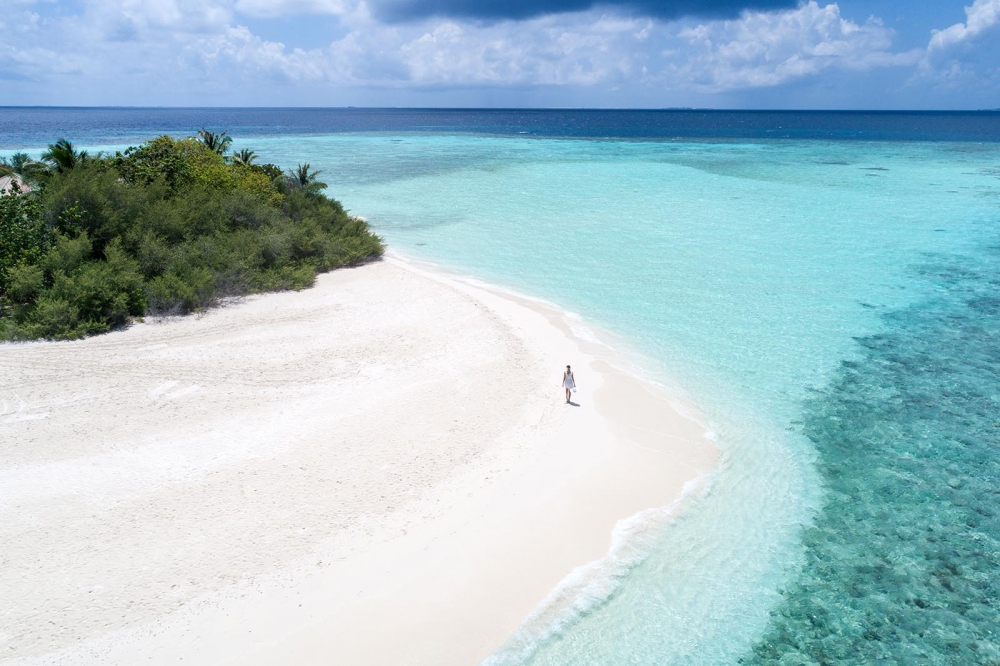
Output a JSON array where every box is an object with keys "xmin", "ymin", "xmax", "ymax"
[{"xmin": 1, "ymin": 255, "xmax": 717, "ymax": 665}]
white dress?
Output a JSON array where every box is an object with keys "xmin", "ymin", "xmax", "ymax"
[{"xmin": 563, "ymin": 372, "xmax": 576, "ymax": 389}]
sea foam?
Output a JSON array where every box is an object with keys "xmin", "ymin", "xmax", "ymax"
[{"xmin": 484, "ymin": 475, "xmax": 712, "ymax": 666}]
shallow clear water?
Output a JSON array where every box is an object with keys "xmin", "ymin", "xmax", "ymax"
[
  {"xmin": 742, "ymin": 245, "xmax": 1000, "ymax": 665},
  {"xmin": 5, "ymin": 112, "xmax": 1000, "ymax": 663}
]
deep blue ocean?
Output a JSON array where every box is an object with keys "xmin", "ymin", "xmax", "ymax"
[
  {"xmin": 4, "ymin": 108, "xmax": 1000, "ymax": 664},
  {"xmin": 1, "ymin": 107, "xmax": 999, "ymax": 148}
]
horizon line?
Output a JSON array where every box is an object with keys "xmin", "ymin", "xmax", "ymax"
[{"xmin": 2, "ymin": 106, "xmax": 999, "ymax": 113}]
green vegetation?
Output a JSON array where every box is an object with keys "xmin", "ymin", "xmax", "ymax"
[
  {"xmin": 0, "ymin": 134, "xmax": 383, "ymax": 341},
  {"xmin": 0, "ymin": 151, "xmax": 47, "ymax": 184}
]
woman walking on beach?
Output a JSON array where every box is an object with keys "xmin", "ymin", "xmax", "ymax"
[{"xmin": 562, "ymin": 365, "xmax": 576, "ymax": 403}]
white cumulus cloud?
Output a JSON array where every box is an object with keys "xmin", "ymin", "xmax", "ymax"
[
  {"xmin": 0, "ymin": 0, "xmax": 993, "ymax": 105},
  {"xmin": 917, "ymin": 0, "xmax": 1000, "ymax": 91},
  {"xmin": 396, "ymin": 14, "xmax": 652, "ymax": 86},
  {"xmin": 233, "ymin": 0, "xmax": 356, "ymax": 19},
  {"xmin": 663, "ymin": 1, "xmax": 920, "ymax": 91},
  {"xmin": 928, "ymin": 0, "xmax": 1000, "ymax": 52}
]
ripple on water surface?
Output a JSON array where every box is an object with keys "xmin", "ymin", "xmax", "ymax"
[{"xmin": 743, "ymin": 247, "xmax": 1000, "ymax": 665}]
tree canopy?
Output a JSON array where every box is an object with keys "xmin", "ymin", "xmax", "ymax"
[{"xmin": 0, "ymin": 134, "xmax": 383, "ymax": 340}]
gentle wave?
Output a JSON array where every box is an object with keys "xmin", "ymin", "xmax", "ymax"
[{"xmin": 484, "ymin": 475, "xmax": 714, "ymax": 666}]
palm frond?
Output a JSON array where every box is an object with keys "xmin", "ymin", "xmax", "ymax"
[
  {"xmin": 233, "ymin": 149, "xmax": 257, "ymax": 166},
  {"xmin": 41, "ymin": 139, "xmax": 87, "ymax": 173},
  {"xmin": 197, "ymin": 128, "xmax": 234, "ymax": 156},
  {"xmin": 286, "ymin": 163, "xmax": 326, "ymax": 192}
]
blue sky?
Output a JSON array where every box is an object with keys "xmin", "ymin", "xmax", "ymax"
[{"xmin": 1, "ymin": 0, "xmax": 998, "ymax": 108}]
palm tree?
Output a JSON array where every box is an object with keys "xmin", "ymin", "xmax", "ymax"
[
  {"xmin": 0, "ymin": 152, "xmax": 30, "ymax": 175},
  {"xmin": 0, "ymin": 151, "xmax": 47, "ymax": 189},
  {"xmin": 197, "ymin": 128, "xmax": 233, "ymax": 156},
  {"xmin": 287, "ymin": 163, "xmax": 327, "ymax": 194},
  {"xmin": 232, "ymin": 149, "xmax": 257, "ymax": 166},
  {"xmin": 41, "ymin": 139, "xmax": 89, "ymax": 173}
]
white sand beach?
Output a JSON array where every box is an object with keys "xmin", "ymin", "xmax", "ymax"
[{"xmin": 0, "ymin": 256, "xmax": 717, "ymax": 665}]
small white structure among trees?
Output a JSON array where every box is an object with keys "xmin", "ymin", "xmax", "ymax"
[{"xmin": 0, "ymin": 174, "xmax": 32, "ymax": 196}]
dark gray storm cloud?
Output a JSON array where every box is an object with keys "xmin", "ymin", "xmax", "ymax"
[{"xmin": 375, "ymin": 0, "xmax": 799, "ymax": 22}]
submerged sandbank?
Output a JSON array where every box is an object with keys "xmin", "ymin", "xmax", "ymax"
[{"xmin": 0, "ymin": 256, "xmax": 716, "ymax": 665}]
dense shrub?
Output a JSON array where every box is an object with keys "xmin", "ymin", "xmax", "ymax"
[
  {"xmin": 0, "ymin": 135, "xmax": 383, "ymax": 340},
  {"xmin": 0, "ymin": 192, "xmax": 49, "ymax": 295}
]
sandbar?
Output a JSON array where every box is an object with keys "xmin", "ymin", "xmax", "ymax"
[{"xmin": 0, "ymin": 256, "xmax": 717, "ymax": 665}]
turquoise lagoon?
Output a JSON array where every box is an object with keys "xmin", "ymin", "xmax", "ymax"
[
  {"xmin": 249, "ymin": 135, "xmax": 1000, "ymax": 664},
  {"xmin": 6, "ymin": 119, "xmax": 1000, "ymax": 663}
]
